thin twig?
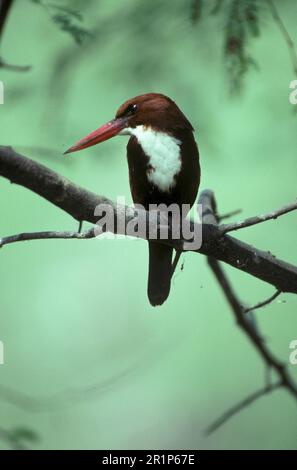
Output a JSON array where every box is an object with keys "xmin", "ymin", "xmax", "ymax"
[
  {"xmin": 0, "ymin": 228, "xmax": 96, "ymax": 248},
  {"xmin": 220, "ymin": 200, "xmax": 297, "ymax": 235},
  {"xmin": 0, "ymin": 0, "xmax": 13, "ymax": 40},
  {"xmin": 0, "ymin": 1, "xmax": 31, "ymax": 72},
  {"xmin": 206, "ymin": 382, "xmax": 281, "ymax": 435},
  {"xmin": 243, "ymin": 289, "xmax": 282, "ymax": 314},
  {"xmin": 267, "ymin": 0, "xmax": 297, "ymax": 76},
  {"xmin": 0, "ymin": 58, "xmax": 31, "ymax": 72},
  {"xmin": 218, "ymin": 208, "xmax": 242, "ymax": 222}
]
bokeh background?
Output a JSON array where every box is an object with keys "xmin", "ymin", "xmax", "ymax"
[{"xmin": 0, "ymin": 0, "xmax": 297, "ymax": 450}]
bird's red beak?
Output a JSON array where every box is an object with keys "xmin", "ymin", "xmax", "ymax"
[{"xmin": 64, "ymin": 117, "xmax": 127, "ymax": 155}]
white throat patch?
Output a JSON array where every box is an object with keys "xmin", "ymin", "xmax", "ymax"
[{"xmin": 122, "ymin": 125, "xmax": 181, "ymax": 192}]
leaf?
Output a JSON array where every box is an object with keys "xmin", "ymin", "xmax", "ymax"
[{"xmin": 30, "ymin": 0, "xmax": 91, "ymax": 45}]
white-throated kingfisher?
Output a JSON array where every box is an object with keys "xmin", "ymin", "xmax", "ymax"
[{"xmin": 65, "ymin": 93, "xmax": 200, "ymax": 306}]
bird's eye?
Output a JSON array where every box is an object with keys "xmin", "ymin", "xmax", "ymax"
[{"xmin": 125, "ymin": 103, "xmax": 138, "ymax": 116}]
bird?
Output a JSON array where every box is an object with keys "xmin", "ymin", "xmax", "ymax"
[{"xmin": 64, "ymin": 93, "xmax": 200, "ymax": 306}]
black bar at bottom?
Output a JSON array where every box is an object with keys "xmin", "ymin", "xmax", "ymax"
[{"xmin": 0, "ymin": 449, "xmax": 295, "ymax": 466}]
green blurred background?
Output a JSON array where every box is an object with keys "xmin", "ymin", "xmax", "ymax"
[{"xmin": 0, "ymin": 0, "xmax": 297, "ymax": 450}]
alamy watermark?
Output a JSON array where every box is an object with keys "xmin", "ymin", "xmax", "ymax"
[
  {"xmin": 289, "ymin": 339, "xmax": 297, "ymax": 365},
  {"xmin": 92, "ymin": 197, "xmax": 203, "ymax": 250},
  {"xmin": 289, "ymin": 80, "xmax": 297, "ymax": 105}
]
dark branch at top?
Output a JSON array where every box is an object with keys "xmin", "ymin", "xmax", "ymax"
[
  {"xmin": 0, "ymin": 0, "xmax": 31, "ymax": 72},
  {"xmin": 0, "ymin": 0, "xmax": 13, "ymax": 40}
]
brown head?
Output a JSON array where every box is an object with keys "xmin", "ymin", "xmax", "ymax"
[{"xmin": 64, "ymin": 93, "xmax": 193, "ymax": 154}]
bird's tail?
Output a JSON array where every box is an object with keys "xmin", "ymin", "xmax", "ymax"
[{"xmin": 147, "ymin": 242, "xmax": 173, "ymax": 306}]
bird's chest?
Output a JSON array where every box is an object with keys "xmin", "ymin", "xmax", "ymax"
[{"xmin": 127, "ymin": 126, "xmax": 182, "ymax": 205}]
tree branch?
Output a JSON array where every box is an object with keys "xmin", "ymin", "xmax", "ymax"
[
  {"xmin": 0, "ymin": 57, "xmax": 31, "ymax": 72},
  {"xmin": 1, "ymin": 146, "xmax": 297, "ymax": 295},
  {"xmin": 267, "ymin": 0, "xmax": 297, "ymax": 76},
  {"xmin": 218, "ymin": 207, "xmax": 242, "ymax": 222},
  {"xmin": 243, "ymin": 289, "xmax": 281, "ymax": 314},
  {"xmin": 1, "ymin": 145, "xmax": 297, "ymax": 432},
  {"xmin": 206, "ymin": 382, "xmax": 281, "ymax": 435},
  {"xmin": 220, "ymin": 200, "xmax": 297, "ymax": 235},
  {"xmin": 0, "ymin": 228, "xmax": 96, "ymax": 248},
  {"xmin": 206, "ymin": 256, "xmax": 297, "ymax": 393},
  {"xmin": 0, "ymin": 0, "xmax": 13, "ymax": 39},
  {"xmin": 0, "ymin": 0, "xmax": 31, "ymax": 72},
  {"xmin": 201, "ymin": 192, "xmax": 297, "ymax": 433}
]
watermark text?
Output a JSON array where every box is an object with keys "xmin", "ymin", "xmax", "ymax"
[
  {"xmin": 289, "ymin": 80, "xmax": 297, "ymax": 105},
  {"xmin": 289, "ymin": 339, "xmax": 297, "ymax": 365},
  {"xmin": 93, "ymin": 198, "xmax": 203, "ymax": 250}
]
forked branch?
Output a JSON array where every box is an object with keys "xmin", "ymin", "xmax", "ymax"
[
  {"xmin": 1, "ymin": 145, "xmax": 297, "ymax": 433},
  {"xmin": 1, "ymin": 147, "xmax": 297, "ymax": 295},
  {"xmin": 200, "ymin": 191, "xmax": 297, "ymax": 433}
]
